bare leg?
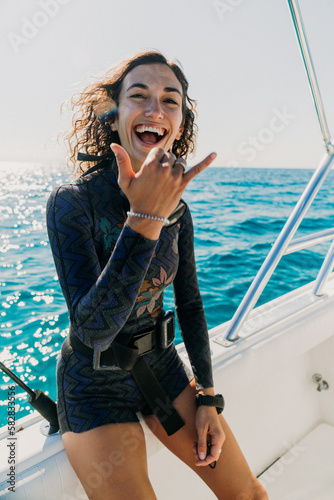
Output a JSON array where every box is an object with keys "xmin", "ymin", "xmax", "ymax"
[
  {"xmin": 144, "ymin": 380, "xmax": 268, "ymax": 500},
  {"xmin": 62, "ymin": 422, "xmax": 157, "ymax": 500}
]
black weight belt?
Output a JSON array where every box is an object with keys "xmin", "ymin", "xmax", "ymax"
[{"xmin": 68, "ymin": 326, "xmax": 185, "ymax": 436}]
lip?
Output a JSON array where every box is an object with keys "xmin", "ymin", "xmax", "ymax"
[
  {"xmin": 133, "ymin": 122, "xmax": 168, "ymax": 147},
  {"xmin": 135, "ymin": 122, "xmax": 167, "ymax": 134}
]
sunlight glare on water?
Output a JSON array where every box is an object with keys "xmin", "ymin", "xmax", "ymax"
[{"xmin": 0, "ymin": 162, "xmax": 71, "ymax": 422}]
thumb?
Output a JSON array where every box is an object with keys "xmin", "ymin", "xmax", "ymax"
[
  {"xmin": 110, "ymin": 143, "xmax": 134, "ymax": 188},
  {"xmin": 197, "ymin": 429, "xmax": 208, "ymax": 461}
]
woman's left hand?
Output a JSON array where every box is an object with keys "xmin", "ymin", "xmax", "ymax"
[{"xmin": 193, "ymin": 406, "xmax": 226, "ymax": 466}]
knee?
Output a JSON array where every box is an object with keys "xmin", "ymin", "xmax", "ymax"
[
  {"xmin": 250, "ymin": 481, "xmax": 268, "ymax": 500},
  {"xmin": 235, "ymin": 478, "xmax": 268, "ymax": 500},
  {"xmin": 252, "ymin": 485, "xmax": 268, "ymax": 500}
]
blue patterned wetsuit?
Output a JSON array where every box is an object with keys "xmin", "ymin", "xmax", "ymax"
[{"xmin": 47, "ymin": 156, "xmax": 213, "ymax": 434}]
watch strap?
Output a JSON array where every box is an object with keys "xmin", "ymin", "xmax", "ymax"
[{"xmin": 195, "ymin": 393, "xmax": 225, "ymax": 414}]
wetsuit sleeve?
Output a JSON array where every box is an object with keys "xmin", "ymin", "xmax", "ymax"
[
  {"xmin": 172, "ymin": 207, "xmax": 214, "ymax": 389},
  {"xmin": 46, "ymin": 184, "xmax": 157, "ymax": 351}
]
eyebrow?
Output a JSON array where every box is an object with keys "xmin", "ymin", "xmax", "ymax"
[{"xmin": 126, "ymin": 83, "xmax": 182, "ymax": 97}]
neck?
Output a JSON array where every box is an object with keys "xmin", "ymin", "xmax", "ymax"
[{"xmin": 130, "ymin": 155, "xmax": 142, "ymax": 174}]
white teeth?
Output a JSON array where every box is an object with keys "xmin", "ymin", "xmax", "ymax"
[{"xmin": 135, "ymin": 125, "xmax": 165, "ymax": 136}]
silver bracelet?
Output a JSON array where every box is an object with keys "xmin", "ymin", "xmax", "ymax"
[{"xmin": 127, "ymin": 211, "xmax": 170, "ymax": 226}]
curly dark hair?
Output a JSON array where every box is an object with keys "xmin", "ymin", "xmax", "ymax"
[{"xmin": 61, "ymin": 51, "xmax": 198, "ymax": 177}]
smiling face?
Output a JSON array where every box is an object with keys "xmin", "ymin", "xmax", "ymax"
[{"xmin": 111, "ymin": 63, "xmax": 184, "ymax": 172}]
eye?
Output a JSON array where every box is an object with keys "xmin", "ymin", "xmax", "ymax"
[
  {"xmin": 130, "ymin": 93, "xmax": 146, "ymax": 99},
  {"xmin": 164, "ymin": 98, "xmax": 179, "ymax": 105}
]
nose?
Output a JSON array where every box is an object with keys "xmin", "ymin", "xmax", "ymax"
[{"xmin": 145, "ymin": 97, "xmax": 163, "ymax": 120}]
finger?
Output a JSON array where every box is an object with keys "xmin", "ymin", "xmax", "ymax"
[
  {"xmin": 174, "ymin": 158, "xmax": 187, "ymax": 174},
  {"xmin": 183, "ymin": 152, "xmax": 217, "ymax": 184},
  {"xmin": 207, "ymin": 442, "xmax": 222, "ymax": 462},
  {"xmin": 161, "ymin": 151, "xmax": 176, "ymax": 168},
  {"xmin": 146, "ymin": 147, "xmax": 167, "ymax": 164},
  {"xmin": 110, "ymin": 143, "xmax": 134, "ymax": 188},
  {"xmin": 174, "ymin": 158, "xmax": 186, "ymax": 168},
  {"xmin": 195, "ymin": 451, "xmax": 219, "ymax": 467},
  {"xmin": 197, "ymin": 430, "xmax": 208, "ymax": 462}
]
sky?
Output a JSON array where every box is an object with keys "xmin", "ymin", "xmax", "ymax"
[{"xmin": 1, "ymin": 0, "xmax": 334, "ymax": 169}]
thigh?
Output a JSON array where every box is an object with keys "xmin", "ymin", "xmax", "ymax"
[
  {"xmin": 62, "ymin": 422, "xmax": 157, "ymax": 500},
  {"xmin": 144, "ymin": 380, "xmax": 267, "ymax": 500}
]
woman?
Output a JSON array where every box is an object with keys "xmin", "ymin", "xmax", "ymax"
[{"xmin": 47, "ymin": 51, "xmax": 267, "ymax": 500}]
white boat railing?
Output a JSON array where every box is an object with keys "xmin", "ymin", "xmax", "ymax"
[
  {"xmin": 287, "ymin": 0, "xmax": 333, "ymax": 153},
  {"xmin": 284, "ymin": 228, "xmax": 334, "ymax": 254},
  {"xmin": 223, "ymin": 0, "xmax": 334, "ymax": 343}
]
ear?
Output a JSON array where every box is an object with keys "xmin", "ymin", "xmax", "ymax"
[
  {"xmin": 110, "ymin": 121, "xmax": 117, "ymax": 132},
  {"xmin": 176, "ymin": 126, "xmax": 184, "ymax": 141}
]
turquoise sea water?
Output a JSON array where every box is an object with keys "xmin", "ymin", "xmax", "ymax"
[{"xmin": 0, "ymin": 162, "xmax": 333, "ymax": 427}]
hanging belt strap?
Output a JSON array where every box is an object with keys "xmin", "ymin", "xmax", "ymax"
[
  {"xmin": 69, "ymin": 326, "xmax": 185, "ymax": 436},
  {"xmin": 112, "ymin": 341, "xmax": 185, "ymax": 436}
]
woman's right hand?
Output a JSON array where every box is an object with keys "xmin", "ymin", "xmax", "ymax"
[{"xmin": 111, "ymin": 143, "xmax": 216, "ymax": 239}]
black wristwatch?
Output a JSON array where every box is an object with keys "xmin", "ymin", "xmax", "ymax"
[{"xmin": 195, "ymin": 393, "xmax": 225, "ymax": 414}]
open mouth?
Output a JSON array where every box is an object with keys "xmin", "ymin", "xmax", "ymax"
[{"xmin": 134, "ymin": 124, "xmax": 167, "ymax": 145}]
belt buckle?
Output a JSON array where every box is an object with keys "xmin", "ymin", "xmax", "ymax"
[
  {"xmin": 132, "ymin": 331, "xmax": 154, "ymax": 355},
  {"xmin": 159, "ymin": 310, "xmax": 175, "ymax": 349},
  {"xmin": 93, "ymin": 349, "xmax": 121, "ymax": 371}
]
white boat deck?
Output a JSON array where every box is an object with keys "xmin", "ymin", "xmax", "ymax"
[{"xmin": 259, "ymin": 423, "xmax": 334, "ymax": 500}]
